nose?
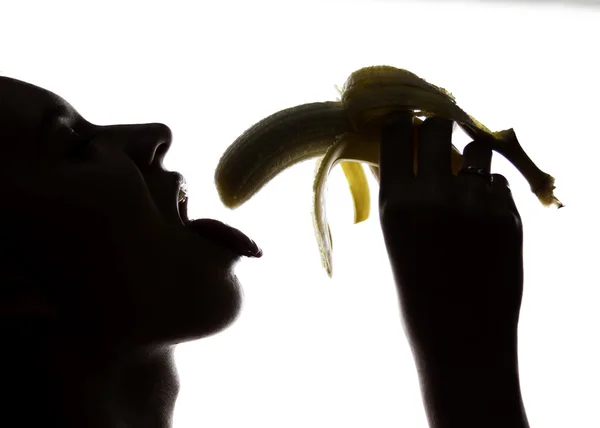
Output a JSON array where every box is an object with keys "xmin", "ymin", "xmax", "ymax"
[{"xmin": 95, "ymin": 123, "xmax": 173, "ymax": 168}]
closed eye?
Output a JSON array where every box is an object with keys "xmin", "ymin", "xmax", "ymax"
[
  {"xmin": 38, "ymin": 103, "xmax": 94, "ymax": 156},
  {"xmin": 65, "ymin": 127, "xmax": 95, "ymax": 157}
]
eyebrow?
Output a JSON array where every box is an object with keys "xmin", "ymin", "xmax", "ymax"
[{"xmin": 43, "ymin": 104, "xmax": 70, "ymax": 122}]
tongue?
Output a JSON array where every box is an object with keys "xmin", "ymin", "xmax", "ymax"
[{"xmin": 186, "ymin": 218, "xmax": 262, "ymax": 258}]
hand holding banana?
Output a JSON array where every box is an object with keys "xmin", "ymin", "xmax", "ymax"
[{"xmin": 214, "ymin": 65, "xmax": 561, "ymax": 277}]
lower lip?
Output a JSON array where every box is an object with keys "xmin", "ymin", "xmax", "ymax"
[{"xmin": 186, "ymin": 218, "xmax": 262, "ymax": 258}]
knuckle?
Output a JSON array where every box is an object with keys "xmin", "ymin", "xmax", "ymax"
[
  {"xmin": 463, "ymin": 141, "xmax": 491, "ymax": 156},
  {"xmin": 491, "ymin": 173, "xmax": 510, "ymax": 188}
]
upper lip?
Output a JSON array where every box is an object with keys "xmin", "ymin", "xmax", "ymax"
[
  {"xmin": 173, "ymin": 172, "xmax": 189, "ymax": 224},
  {"xmin": 167, "ymin": 171, "xmax": 262, "ymax": 258}
]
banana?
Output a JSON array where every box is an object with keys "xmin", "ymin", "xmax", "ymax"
[{"xmin": 214, "ymin": 65, "xmax": 561, "ymax": 277}]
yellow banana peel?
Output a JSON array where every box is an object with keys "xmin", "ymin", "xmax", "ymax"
[{"xmin": 214, "ymin": 65, "xmax": 561, "ymax": 277}]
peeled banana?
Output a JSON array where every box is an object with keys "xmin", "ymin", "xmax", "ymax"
[{"xmin": 214, "ymin": 65, "xmax": 561, "ymax": 277}]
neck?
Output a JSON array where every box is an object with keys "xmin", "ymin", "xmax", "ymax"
[{"xmin": 2, "ymin": 334, "xmax": 180, "ymax": 428}]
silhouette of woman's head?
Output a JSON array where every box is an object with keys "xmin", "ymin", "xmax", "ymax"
[{"xmin": 0, "ymin": 76, "xmax": 260, "ymax": 352}]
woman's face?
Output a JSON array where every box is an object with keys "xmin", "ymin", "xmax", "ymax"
[{"xmin": 0, "ymin": 76, "xmax": 261, "ymax": 349}]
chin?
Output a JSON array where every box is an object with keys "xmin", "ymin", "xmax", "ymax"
[
  {"xmin": 210, "ymin": 273, "xmax": 244, "ymax": 332},
  {"xmin": 168, "ymin": 272, "xmax": 244, "ymax": 345}
]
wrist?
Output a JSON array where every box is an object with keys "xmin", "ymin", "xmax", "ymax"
[{"xmin": 414, "ymin": 344, "xmax": 530, "ymax": 428}]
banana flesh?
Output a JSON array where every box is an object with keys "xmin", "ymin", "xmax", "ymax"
[{"xmin": 214, "ymin": 65, "xmax": 561, "ymax": 277}]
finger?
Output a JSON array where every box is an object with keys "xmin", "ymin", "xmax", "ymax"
[
  {"xmin": 491, "ymin": 173, "xmax": 511, "ymax": 191},
  {"xmin": 491, "ymin": 173, "xmax": 519, "ymax": 212},
  {"xmin": 417, "ymin": 117, "xmax": 454, "ymax": 179},
  {"xmin": 461, "ymin": 139, "xmax": 493, "ymax": 173},
  {"xmin": 379, "ymin": 111, "xmax": 415, "ymax": 195}
]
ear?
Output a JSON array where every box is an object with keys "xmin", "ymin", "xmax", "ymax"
[{"xmin": 0, "ymin": 270, "xmax": 58, "ymax": 321}]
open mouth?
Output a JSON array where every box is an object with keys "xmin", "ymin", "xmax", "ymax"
[{"xmin": 175, "ymin": 174, "xmax": 262, "ymax": 258}]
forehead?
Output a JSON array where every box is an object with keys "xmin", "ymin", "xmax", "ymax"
[
  {"xmin": 0, "ymin": 77, "xmax": 75, "ymax": 122},
  {"xmin": 0, "ymin": 77, "xmax": 78, "ymax": 140}
]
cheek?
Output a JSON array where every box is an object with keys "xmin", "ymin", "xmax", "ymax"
[{"xmin": 13, "ymin": 170, "xmax": 162, "ymax": 277}]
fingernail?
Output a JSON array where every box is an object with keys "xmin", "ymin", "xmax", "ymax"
[{"xmin": 246, "ymin": 240, "xmax": 263, "ymax": 258}]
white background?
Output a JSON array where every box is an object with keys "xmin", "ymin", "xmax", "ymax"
[{"xmin": 2, "ymin": 1, "xmax": 599, "ymax": 427}]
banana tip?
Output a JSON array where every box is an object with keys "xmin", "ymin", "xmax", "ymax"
[{"xmin": 216, "ymin": 190, "xmax": 241, "ymax": 209}]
